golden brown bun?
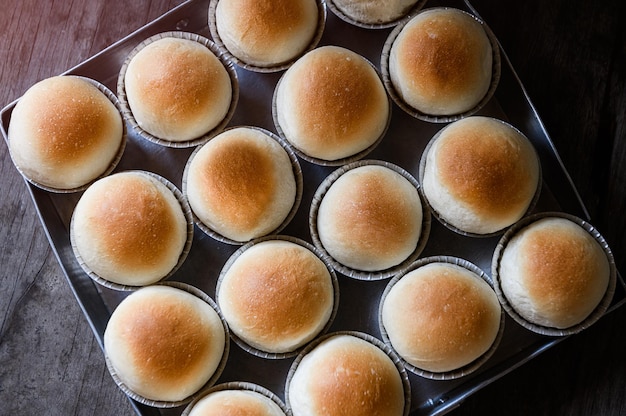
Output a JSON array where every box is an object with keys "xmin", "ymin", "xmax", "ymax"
[
  {"xmin": 185, "ymin": 127, "xmax": 297, "ymax": 242},
  {"xmin": 8, "ymin": 75, "xmax": 123, "ymax": 190},
  {"xmin": 275, "ymin": 46, "xmax": 389, "ymax": 161},
  {"xmin": 389, "ymin": 8, "xmax": 492, "ymax": 115},
  {"xmin": 422, "ymin": 116, "xmax": 540, "ymax": 235},
  {"xmin": 124, "ymin": 36, "xmax": 232, "ymax": 142},
  {"xmin": 332, "ymin": 0, "xmax": 419, "ymax": 24},
  {"xmin": 381, "ymin": 262, "xmax": 501, "ymax": 373},
  {"xmin": 217, "ymin": 240, "xmax": 334, "ymax": 353},
  {"xmin": 317, "ymin": 164, "xmax": 423, "ymax": 271},
  {"xmin": 215, "ymin": 0, "xmax": 319, "ymax": 67},
  {"xmin": 71, "ymin": 171, "xmax": 188, "ymax": 286},
  {"xmin": 187, "ymin": 389, "xmax": 286, "ymax": 416},
  {"xmin": 104, "ymin": 285, "xmax": 226, "ymax": 402},
  {"xmin": 288, "ymin": 334, "xmax": 405, "ymax": 416},
  {"xmin": 499, "ymin": 217, "xmax": 611, "ymax": 329}
]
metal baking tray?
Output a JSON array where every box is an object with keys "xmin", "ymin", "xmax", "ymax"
[{"xmin": 2, "ymin": 0, "xmax": 624, "ymax": 415}]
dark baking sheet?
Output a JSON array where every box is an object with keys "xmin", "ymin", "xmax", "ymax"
[{"xmin": 2, "ymin": 0, "xmax": 625, "ymax": 415}]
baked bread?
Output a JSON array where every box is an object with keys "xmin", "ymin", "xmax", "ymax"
[
  {"xmin": 422, "ymin": 116, "xmax": 540, "ymax": 235},
  {"xmin": 214, "ymin": 0, "xmax": 319, "ymax": 68},
  {"xmin": 388, "ymin": 8, "xmax": 493, "ymax": 116},
  {"xmin": 498, "ymin": 216, "xmax": 611, "ymax": 329},
  {"xmin": 288, "ymin": 333, "xmax": 405, "ymax": 416},
  {"xmin": 71, "ymin": 171, "xmax": 189, "ymax": 287},
  {"xmin": 315, "ymin": 163, "xmax": 423, "ymax": 272},
  {"xmin": 123, "ymin": 35, "xmax": 233, "ymax": 143},
  {"xmin": 217, "ymin": 239, "xmax": 334, "ymax": 354},
  {"xmin": 104, "ymin": 285, "xmax": 226, "ymax": 403},
  {"xmin": 381, "ymin": 261, "xmax": 502, "ymax": 373},
  {"xmin": 8, "ymin": 75, "xmax": 124, "ymax": 190},
  {"xmin": 274, "ymin": 45, "xmax": 389, "ymax": 162},
  {"xmin": 331, "ymin": 0, "xmax": 420, "ymax": 25},
  {"xmin": 184, "ymin": 127, "xmax": 298, "ymax": 243},
  {"xmin": 187, "ymin": 388, "xmax": 286, "ymax": 416}
]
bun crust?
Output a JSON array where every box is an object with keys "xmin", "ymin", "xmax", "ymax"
[
  {"xmin": 332, "ymin": 0, "xmax": 419, "ymax": 24},
  {"xmin": 187, "ymin": 389, "xmax": 286, "ymax": 416}
]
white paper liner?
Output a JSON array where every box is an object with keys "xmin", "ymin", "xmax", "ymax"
[
  {"xmin": 378, "ymin": 256, "xmax": 506, "ymax": 380},
  {"xmin": 117, "ymin": 31, "xmax": 239, "ymax": 148},
  {"xmin": 215, "ymin": 235, "xmax": 340, "ymax": 359},
  {"xmin": 104, "ymin": 281, "xmax": 230, "ymax": 408},
  {"xmin": 70, "ymin": 170, "xmax": 194, "ymax": 291},
  {"xmin": 380, "ymin": 7, "xmax": 501, "ymax": 123},
  {"xmin": 208, "ymin": 0, "xmax": 327, "ymax": 73},
  {"xmin": 181, "ymin": 126, "xmax": 304, "ymax": 245},
  {"xmin": 491, "ymin": 211, "xmax": 617, "ymax": 337},
  {"xmin": 326, "ymin": 0, "xmax": 427, "ymax": 29},
  {"xmin": 309, "ymin": 159, "xmax": 431, "ymax": 280}
]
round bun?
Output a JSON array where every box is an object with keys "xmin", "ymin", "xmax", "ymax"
[
  {"xmin": 389, "ymin": 8, "xmax": 493, "ymax": 116},
  {"xmin": 71, "ymin": 171, "xmax": 188, "ymax": 286},
  {"xmin": 185, "ymin": 127, "xmax": 298, "ymax": 243},
  {"xmin": 288, "ymin": 333, "xmax": 405, "ymax": 416},
  {"xmin": 381, "ymin": 261, "xmax": 502, "ymax": 373},
  {"xmin": 316, "ymin": 163, "xmax": 423, "ymax": 272},
  {"xmin": 104, "ymin": 285, "xmax": 226, "ymax": 403},
  {"xmin": 498, "ymin": 216, "xmax": 611, "ymax": 329},
  {"xmin": 123, "ymin": 36, "xmax": 233, "ymax": 142},
  {"xmin": 8, "ymin": 75, "xmax": 124, "ymax": 190},
  {"xmin": 331, "ymin": 0, "xmax": 420, "ymax": 25},
  {"xmin": 187, "ymin": 388, "xmax": 286, "ymax": 416},
  {"xmin": 275, "ymin": 45, "xmax": 389, "ymax": 162},
  {"xmin": 217, "ymin": 239, "xmax": 335, "ymax": 354},
  {"xmin": 422, "ymin": 116, "xmax": 540, "ymax": 235},
  {"xmin": 214, "ymin": 0, "xmax": 319, "ymax": 67}
]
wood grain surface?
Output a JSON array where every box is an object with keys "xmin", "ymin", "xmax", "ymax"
[{"xmin": 1, "ymin": 0, "xmax": 624, "ymax": 415}]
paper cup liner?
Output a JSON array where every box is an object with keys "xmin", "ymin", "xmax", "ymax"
[
  {"xmin": 309, "ymin": 160, "xmax": 431, "ymax": 280},
  {"xmin": 182, "ymin": 126, "xmax": 304, "ymax": 245},
  {"xmin": 378, "ymin": 256, "xmax": 505, "ymax": 380},
  {"xmin": 117, "ymin": 31, "xmax": 239, "ymax": 148},
  {"xmin": 215, "ymin": 235, "xmax": 339, "ymax": 359},
  {"xmin": 327, "ymin": 0, "xmax": 426, "ymax": 29},
  {"xmin": 381, "ymin": 7, "xmax": 501, "ymax": 123},
  {"xmin": 208, "ymin": 0, "xmax": 327, "ymax": 73},
  {"xmin": 491, "ymin": 211, "xmax": 617, "ymax": 337},
  {"xmin": 70, "ymin": 170, "xmax": 194, "ymax": 291},
  {"xmin": 285, "ymin": 330, "xmax": 412, "ymax": 416},
  {"xmin": 105, "ymin": 281, "xmax": 230, "ymax": 408},
  {"xmin": 418, "ymin": 117, "xmax": 542, "ymax": 238}
]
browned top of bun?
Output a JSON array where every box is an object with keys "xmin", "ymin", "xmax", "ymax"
[{"xmin": 188, "ymin": 390, "xmax": 285, "ymax": 416}]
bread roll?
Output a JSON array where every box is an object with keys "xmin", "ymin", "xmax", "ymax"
[
  {"xmin": 187, "ymin": 388, "xmax": 286, "ymax": 416},
  {"xmin": 331, "ymin": 0, "xmax": 420, "ymax": 25},
  {"xmin": 71, "ymin": 171, "xmax": 189, "ymax": 286},
  {"xmin": 422, "ymin": 116, "xmax": 540, "ymax": 235},
  {"xmin": 214, "ymin": 0, "xmax": 319, "ymax": 67},
  {"xmin": 316, "ymin": 163, "xmax": 423, "ymax": 272},
  {"xmin": 381, "ymin": 261, "xmax": 502, "ymax": 373},
  {"xmin": 498, "ymin": 216, "xmax": 611, "ymax": 329},
  {"xmin": 274, "ymin": 45, "xmax": 389, "ymax": 162},
  {"xmin": 184, "ymin": 127, "xmax": 298, "ymax": 242},
  {"xmin": 123, "ymin": 36, "xmax": 233, "ymax": 142},
  {"xmin": 288, "ymin": 334, "xmax": 405, "ymax": 416},
  {"xmin": 388, "ymin": 8, "xmax": 493, "ymax": 116},
  {"xmin": 8, "ymin": 75, "xmax": 124, "ymax": 190},
  {"xmin": 217, "ymin": 239, "xmax": 335, "ymax": 354},
  {"xmin": 104, "ymin": 285, "xmax": 226, "ymax": 403}
]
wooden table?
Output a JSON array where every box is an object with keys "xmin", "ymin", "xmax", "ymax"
[{"xmin": 1, "ymin": 0, "xmax": 624, "ymax": 415}]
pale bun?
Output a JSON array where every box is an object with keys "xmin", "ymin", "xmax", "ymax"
[
  {"xmin": 331, "ymin": 0, "xmax": 420, "ymax": 25},
  {"xmin": 71, "ymin": 171, "xmax": 189, "ymax": 287},
  {"xmin": 316, "ymin": 163, "xmax": 423, "ymax": 272},
  {"xmin": 422, "ymin": 116, "xmax": 540, "ymax": 235},
  {"xmin": 498, "ymin": 216, "xmax": 611, "ymax": 329},
  {"xmin": 8, "ymin": 75, "xmax": 124, "ymax": 191},
  {"xmin": 217, "ymin": 239, "xmax": 335, "ymax": 354},
  {"xmin": 389, "ymin": 8, "xmax": 493, "ymax": 116},
  {"xmin": 214, "ymin": 0, "xmax": 319, "ymax": 68},
  {"xmin": 184, "ymin": 127, "xmax": 298, "ymax": 243},
  {"xmin": 104, "ymin": 285, "xmax": 226, "ymax": 403},
  {"xmin": 186, "ymin": 388, "xmax": 286, "ymax": 416},
  {"xmin": 288, "ymin": 333, "xmax": 406, "ymax": 416},
  {"xmin": 381, "ymin": 261, "xmax": 502, "ymax": 374},
  {"xmin": 274, "ymin": 45, "xmax": 389, "ymax": 162},
  {"xmin": 123, "ymin": 36, "xmax": 232, "ymax": 143}
]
